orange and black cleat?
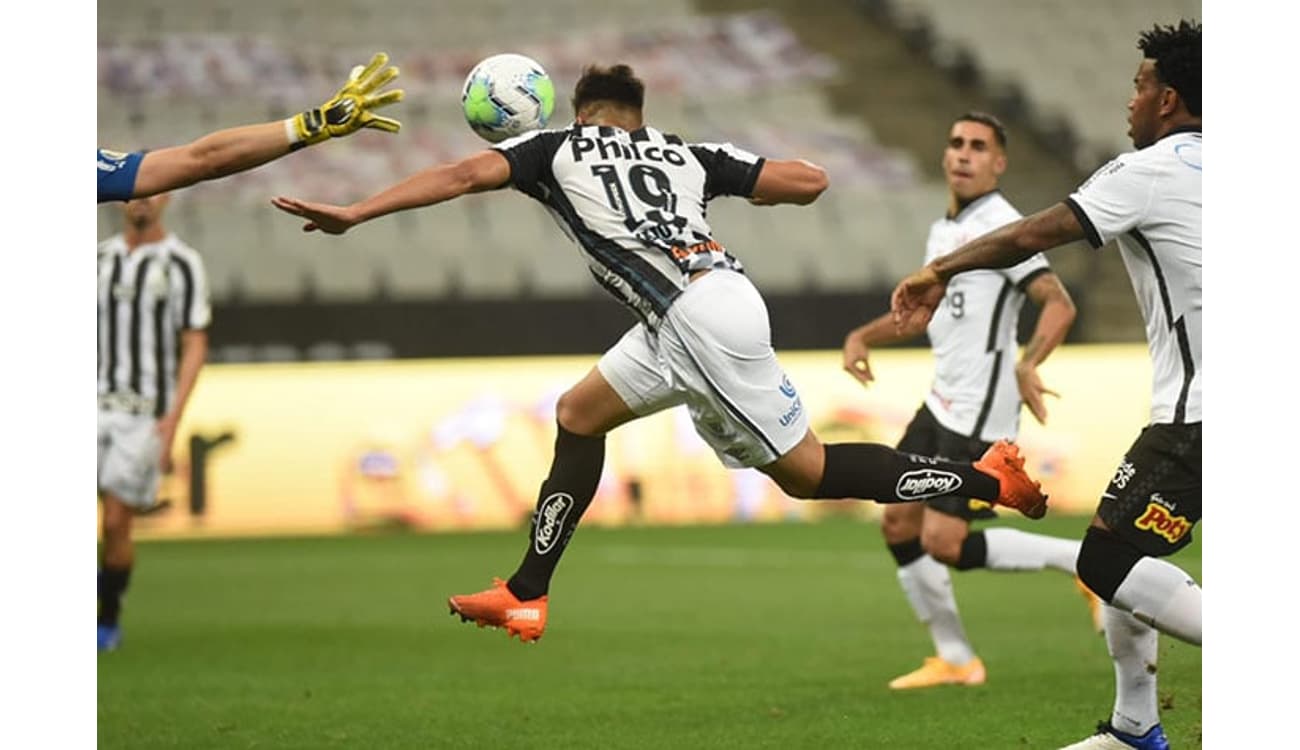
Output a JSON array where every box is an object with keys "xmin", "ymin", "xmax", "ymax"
[
  {"xmin": 973, "ymin": 440, "xmax": 1048, "ymax": 519},
  {"xmin": 448, "ymin": 577, "xmax": 548, "ymax": 643}
]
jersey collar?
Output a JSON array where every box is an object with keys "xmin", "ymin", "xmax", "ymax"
[{"xmin": 946, "ymin": 189, "xmax": 1001, "ymax": 222}]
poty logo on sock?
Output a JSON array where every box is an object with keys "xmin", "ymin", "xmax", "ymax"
[
  {"xmin": 896, "ymin": 469, "xmax": 962, "ymax": 500},
  {"xmin": 534, "ymin": 493, "xmax": 574, "ymax": 555}
]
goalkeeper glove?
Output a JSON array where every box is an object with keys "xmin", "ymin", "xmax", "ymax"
[{"xmin": 287, "ymin": 52, "xmax": 405, "ymax": 150}]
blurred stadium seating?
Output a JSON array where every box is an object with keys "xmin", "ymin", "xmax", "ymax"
[{"xmin": 99, "ymin": 0, "xmax": 1188, "ymax": 357}]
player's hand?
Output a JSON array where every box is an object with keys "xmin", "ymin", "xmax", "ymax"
[
  {"xmin": 271, "ymin": 196, "xmax": 359, "ymax": 235},
  {"xmin": 1015, "ymin": 362, "xmax": 1060, "ymax": 425},
  {"xmin": 891, "ymin": 266, "xmax": 946, "ymax": 333},
  {"xmin": 842, "ymin": 331, "xmax": 875, "ymax": 385},
  {"xmin": 290, "ymin": 53, "xmax": 405, "ymax": 148}
]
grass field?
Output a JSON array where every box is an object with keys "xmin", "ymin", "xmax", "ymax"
[{"xmin": 98, "ymin": 515, "xmax": 1201, "ymax": 749}]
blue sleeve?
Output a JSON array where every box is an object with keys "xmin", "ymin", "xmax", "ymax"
[{"xmin": 97, "ymin": 148, "xmax": 145, "ymax": 203}]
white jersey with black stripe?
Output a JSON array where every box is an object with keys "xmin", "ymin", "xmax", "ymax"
[
  {"xmin": 491, "ymin": 124, "xmax": 765, "ymax": 330},
  {"xmin": 97, "ymin": 232, "xmax": 211, "ymax": 417},
  {"xmin": 1066, "ymin": 127, "xmax": 1202, "ymax": 425},
  {"xmin": 922, "ymin": 191, "xmax": 1050, "ymax": 442}
]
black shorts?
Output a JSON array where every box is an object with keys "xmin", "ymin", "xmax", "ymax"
[
  {"xmin": 1098, "ymin": 422, "xmax": 1202, "ymax": 557},
  {"xmin": 895, "ymin": 405, "xmax": 998, "ymax": 520}
]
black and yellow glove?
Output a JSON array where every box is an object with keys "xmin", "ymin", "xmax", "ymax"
[{"xmin": 288, "ymin": 53, "xmax": 404, "ymax": 150}]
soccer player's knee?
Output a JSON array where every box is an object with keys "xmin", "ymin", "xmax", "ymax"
[
  {"xmin": 1076, "ymin": 526, "xmax": 1143, "ymax": 602},
  {"xmin": 880, "ymin": 510, "xmax": 916, "ymax": 544},
  {"xmin": 920, "ymin": 529, "xmax": 963, "ymax": 566},
  {"xmin": 777, "ymin": 473, "xmax": 819, "ymax": 500}
]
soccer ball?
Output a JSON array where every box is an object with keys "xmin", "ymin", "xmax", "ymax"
[{"xmin": 461, "ymin": 53, "xmax": 556, "ymax": 144}]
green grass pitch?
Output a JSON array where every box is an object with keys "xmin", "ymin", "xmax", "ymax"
[{"xmin": 98, "ymin": 515, "xmax": 1201, "ymax": 748}]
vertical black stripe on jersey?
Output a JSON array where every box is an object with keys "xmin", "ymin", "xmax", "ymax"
[
  {"xmin": 1130, "ymin": 229, "xmax": 1195, "ymax": 422},
  {"xmin": 105, "ymin": 255, "xmax": 123, "ymax": 392},
  {"xmin": 153, "ymin": 299, "xmax": 168, "ymax": 417},
  {"xmin": 971, "ymin": 351, "xmax": 1004, "ymax": 439},
  {"xmin": 971, "ymin": 280, "xmax": 1013, "ymax": 439},
  {"xmin": 171, "ymin": 255, "xmax": 197, "ymax": 329},
  {"xmin": 984, "ymin": 281, "xmax": 1012, "ymax": 352},
  {"xmin": 128, "ymin": 258, "xmax": 152, "ymax": 395},
  {"xmin": 675, "ymin": 328, "xmax": 782, "ymax": 458},
  {"xmin": 537, "ymin": 169, "xmax": 681, "ymax": 323}
]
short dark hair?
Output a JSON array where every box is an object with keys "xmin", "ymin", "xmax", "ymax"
[
  {"xmin": 955, "ymin": 111, "xmax": 1007, "ymax": 148},
  {"xmin": 572, "ymin": 64, "xmax": 645, "ymax": 114},
  {"xmin": 1138, "ymin": 20, "xmax": 1201, "ymax": 117}
]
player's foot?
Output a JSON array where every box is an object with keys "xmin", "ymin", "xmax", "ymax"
[
  {"xmin": 448, "ymin": 577, "xmax": 548, "ymax": 643},
  {"xmin": 97, "ymin": 624, "xmax": 121, "ymax": 652},
  {"xmin": 1058, "ymin": 722, "xmax": 1170, "ymax": 750},
  {"xmin": 1075, "ymin": 576, "xmax": 1105, "ymax": 634},
  {"xmin": 974, "ymin": 440, "xmax": 1048, "ymax": 519},
  {"xmin": 887, "ymin": 656, "xmax": 986, "ymax": 689}
]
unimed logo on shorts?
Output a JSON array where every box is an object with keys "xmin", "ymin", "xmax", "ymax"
[
  {"xmin": 534, "ymin": 493, "xmax": 574, "ymax": 555},
  {"xmin": 896, "ymin": 469, "xmax": 962, "ymax": 500}
]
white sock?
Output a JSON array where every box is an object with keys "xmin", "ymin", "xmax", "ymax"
[
  {"xmin": 1111, "ymin": 556, "xmax": 1202, "ymax": 646},
  {"xmin": 1103, "ymin": 604, "xmax": 1160, "ymax": 736},
  {"xmin": 983, "ymin": 527, "xmax": 1079, "ymax": 573},
  {"xmin": 897, "ymin": 555, "xmax": 976, "ymax": 665}
]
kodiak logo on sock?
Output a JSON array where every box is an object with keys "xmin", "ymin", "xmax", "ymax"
[
  {"xmin": 534, "ymin": 493, "xmax": 574, "ymax": 555},
  {"xmin": 896, "ymin": 469, "xmax": 962, "ymax": 500}
]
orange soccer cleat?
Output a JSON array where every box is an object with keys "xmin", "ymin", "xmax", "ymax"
[
  {"xmin": 888, "ymin": 656, "xmax": 987, "ymax": 690},
  {"xmin": 974, "ymin": 440, "xmax": 1048, "ymax": 519},
  {"xmin": 448, "ymin": 577, "xmax": 548, "ymax": 643}
]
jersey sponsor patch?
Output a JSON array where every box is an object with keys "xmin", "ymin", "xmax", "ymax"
[{"xmin": 1133, "ymin": 497, "xmax": 1190, "ymax": 544}]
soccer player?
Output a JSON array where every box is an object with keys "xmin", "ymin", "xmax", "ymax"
[
  {"xmin": 891, "ymin": 22, "xmax": 1200, "ymax": 750},
  {"xmin": 97, "ymin": 53, "xmax": 403, "ymax": 203},
  {"xmin": 841, "ymin": 111, "xmax": 1095, "ymax": 690},
  {"xmin": 272, "ymin": 63, "xmax": 1049, "ymax": 643},
  {"xmin": 97, "ymin": 192, "xmax": 210, "ymax": 651}
]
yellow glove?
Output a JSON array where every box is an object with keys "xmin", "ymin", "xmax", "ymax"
[{"xmin": 288, "ymin": 53, "xmax": 405, "ymax": 149}]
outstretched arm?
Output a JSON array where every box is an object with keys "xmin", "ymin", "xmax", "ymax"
[
  {"xmin": 127, "ymin": 53, "xmax": 404, "ymax": 200},
  {"xmin": 842, "ymin": 310, "xmax": 927, "ymax": 385},
  {"xmin": 272, "ymin": 150, "xmax": 512, "ymax": 234},
  {"xmin": 1015, "ymin": 271, "xmax": 1076, "ymax": 424},
  {"xmin": 749, "ymin": 159, "xmax": 829, "ymax": 206},
  {"xmin": 892, "ymin": 201, "xmax": 1085, "ymax": 330}
]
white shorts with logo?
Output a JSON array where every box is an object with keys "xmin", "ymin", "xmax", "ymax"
[
  {"xmin": 98, "ymin": 408, "xmax": 163, "ymax": 508},
  {"xmin": 597, "ymin": 269, "xmax": 808, "ymax": 469}
]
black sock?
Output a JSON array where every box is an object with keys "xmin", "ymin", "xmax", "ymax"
[
  {"xmin": 953, "ymin": 531, "xmax": 988, "ymax": 571},
  {"xmin": 887, "ymin": 538, "xmax": 926, "ymax": 567},
  {"xmin": 814, "ymin": 443, "xmax": 999, "ymax": 503},
  {"xmin": 98, "ymin": 565, "xmax": 132, "ymax": 627},
  {"xmin": 507, "ymin": 423, "xmax": 605, "ymax": 600}
]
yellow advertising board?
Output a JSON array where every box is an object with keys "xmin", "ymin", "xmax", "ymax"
[{"xmin": 132, "ymin": 344, "xmax": 1152, "ymax": 539}]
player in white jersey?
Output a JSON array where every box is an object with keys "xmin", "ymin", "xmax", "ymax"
[
  {"xmin": 98, "ymin": 53, "xmax": 403, "ymax": 203},
  {"xmin": 842, "ymin": 112, "xmax": 1091, "ymax": 690},
  {"xmin": 97, "ymin": 192, "xmax": 211, "ymax": 651},
  {"xmin": 273, "ymin": 63, "xmax": 1050, "ymax": 643},
  {"xmin": 892, "ymin": 22, "xmax": 1200, "ymax": 750}
]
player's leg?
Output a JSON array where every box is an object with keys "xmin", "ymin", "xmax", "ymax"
[
  {"xmin": 883, "ymin": 503, "xmax": 985, "ymax": 688},
  {"xmin": 449, "ymin": 325, "xmax": 683, "ymax": 641},
  {"xmin": 96, "ymin": 410, "xmax": 161, "ymax": 651},
  {"xmin": 1075, "ymin": 424, "xmax": 1202, "ymax": 645},
  {"xmin": 98, "ymin": 492, "xmax": 135, "ymax": 651},
  {"xmin": 1065, "ymin": 424, "xmax": 1200, "ymax": 748}
]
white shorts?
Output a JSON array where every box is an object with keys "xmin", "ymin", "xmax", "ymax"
[
  {"xmin": 597, "ymin": 270, "xmax": 808, "ymax": 468},
  {"xmin": 98, "ymin": 408, "xmax": 162, "ymax": 508}
]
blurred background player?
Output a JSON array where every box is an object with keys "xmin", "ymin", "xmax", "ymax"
[
  {"xmin": 842, "ymin": 111, "xmax": 1093, "ymax": 690},
  {"xmin": 892, "ymin": 21, "xmax": 1200, "ymax": 750},
  {"xmin": 271, "ymin": 63, "xmax": 1048, "ymax": 643},
  {"xmin": 98, "ymin": 192, "xmax": 211, "ymax": 651},
  {"xmin": 97, "ymin": 53, "xmax": 403, "ymax": 203}
]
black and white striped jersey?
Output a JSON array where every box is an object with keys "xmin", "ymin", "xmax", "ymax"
[
  {"xmin": 1066, "ymin": 126, "xmax": 1201, "ymax": 425},
  {"xmin": 97, "ymin": 233, "xmax": 211, "ymax": 418},
  {"xmin": 492, "ymin": 124, "xmax": 765, "ymax": 329},
  {"xmin": 922, "ymin": 191, "xmax": 1050, "ymax": 442}
]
